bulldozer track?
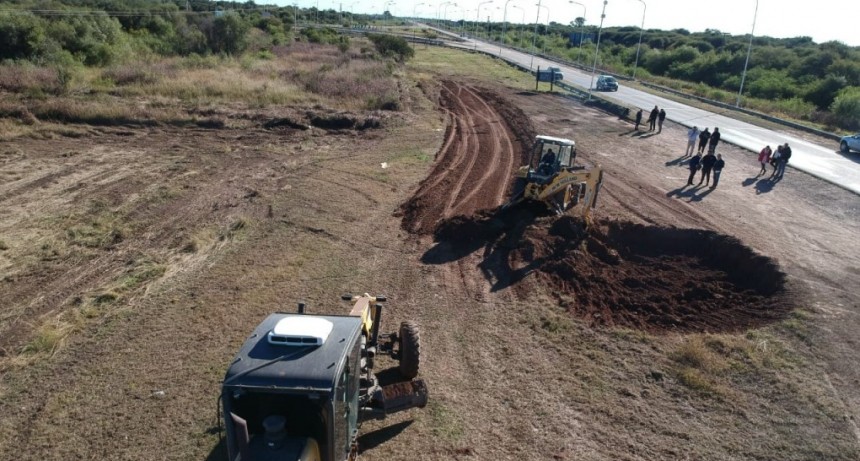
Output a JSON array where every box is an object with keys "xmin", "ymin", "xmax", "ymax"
[{"xmin": 399, "ymin": 81, "xmax": 521, "ymax": 235}]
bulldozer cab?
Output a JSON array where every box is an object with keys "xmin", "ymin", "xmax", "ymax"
[
  {"xmin": 507, "ymin": 135, "xmax": 602, "ymax": 217},
  {"xmin": 528, "ymin": 136, "xmax": 577, "ymax": 180}
]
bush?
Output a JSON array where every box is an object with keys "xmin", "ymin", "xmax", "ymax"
[
  {"xmin": 367, "ymin": 33, "xmax": 414, "ymax": 62},
  {"xmin": 203, "ymin": 12, "xmax": 250, "ymax": 55},
  {"xmin": 830, "ymin": 86, "xmax": 860, "ymax": 130},
  {"xmin": 0, "ymin": 12, "xmax": 47, "ymax": 60}
]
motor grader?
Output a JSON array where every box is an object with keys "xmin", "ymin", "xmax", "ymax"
[
  {"xmin": 220, "ymin": 294, "xmax": 426, "ymax": 461},
  {"xmin": 506, "ymin": 135, "xmax": 603, "ymax": 218}
]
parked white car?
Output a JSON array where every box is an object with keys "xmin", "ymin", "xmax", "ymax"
[{"xmin": 840, "ymin": 133, "xmax": 860, "ymax": 154}]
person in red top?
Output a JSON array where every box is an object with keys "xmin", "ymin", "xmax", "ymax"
[{"xmin": 757, "ymin": 145, "xmax": 772, "ymax": 176}]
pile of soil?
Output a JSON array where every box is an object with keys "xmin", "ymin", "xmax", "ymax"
[
  {"xmin": 402, "ymin": 80, "xmax": 790, "ymax": 333},
  {"xmin": 432, "ymin": 208, "xmax": 790, "ymax": 333}
]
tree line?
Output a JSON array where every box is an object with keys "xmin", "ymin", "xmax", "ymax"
[
  {"xmin": 1, "ymin": 1, "xmax": 857, "ymax": 130},
  {"xmin": 471, "ymin": 21, "xmax": 859, "ymax": 131}
]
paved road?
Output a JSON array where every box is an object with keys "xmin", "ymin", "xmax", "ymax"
[{"xmin": 444, "ymin": 32, "xmax": 860, "ymax": 196}]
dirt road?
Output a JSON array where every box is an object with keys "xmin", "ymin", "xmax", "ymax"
[{"xmin": 1, "ymin": 69, "xmax": 859, "ymax": 461}]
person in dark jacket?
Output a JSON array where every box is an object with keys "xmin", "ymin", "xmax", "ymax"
[
  {"xmin": 657, "ymin": 108, "xmax": 667, "ymax": 132},
  {"xmin": 687, "ymin": 153, "xmax": 702, "ymax": 186},
  {"xmin": 698, "ymin": 128, "xmax": 711, "ymax": 154},
  {"xmin": 648, "ymin": 106, "xmax": 659, "ymax": 131},
  {"xmin": 772, "ymin": 142, "xmax": 792, "ymax": 179},
  {"xmin": 711, "ymin": 154, "xmax": 725, "ymax": 188},
  {"xmin": 699, "ymin": 151, "xmax": 717, "ymax": 186},
  {"xmin": 634, "ymin": 108, "xmax": 643, "ymax": 131},
  {"xmin": 707, "ymin": 127, "xmax": 721, "ymax": 153}
]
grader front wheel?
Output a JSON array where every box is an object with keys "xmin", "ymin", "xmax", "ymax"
[{"xmin": 398, "ymin": 321, "xmax": 421, "ymax": 379}]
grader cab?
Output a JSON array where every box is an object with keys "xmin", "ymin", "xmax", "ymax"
[{"xmin": 220, "ymin": 294, "xmax": 427, "ymax": 461}]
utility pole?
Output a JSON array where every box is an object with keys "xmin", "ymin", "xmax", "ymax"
[{"xmin": 588, "ymin": 0, "xmax": 608, "ymax": 100}]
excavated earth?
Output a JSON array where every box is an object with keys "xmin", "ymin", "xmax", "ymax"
[
  {"xmin": 430, "ymin": 209, "xmax": 788, "ymax": 333},
  {"xmin": 403, "ymin": 80, "xmax": 790, "ymax": 334}
]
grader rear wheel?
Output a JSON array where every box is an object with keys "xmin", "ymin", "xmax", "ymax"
[{"xmin": 398, "ymin": 321, "xmax": 421, "ymax": 379}]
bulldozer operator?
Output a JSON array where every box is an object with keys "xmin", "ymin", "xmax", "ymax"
[{"xmin": 538, "ymin": 148, "xmax": 558, "ymax": 176}]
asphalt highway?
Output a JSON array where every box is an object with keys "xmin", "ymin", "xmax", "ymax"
[{"xmin": 446, "ymin": 32, "xmax": 860, "ymax": 196}]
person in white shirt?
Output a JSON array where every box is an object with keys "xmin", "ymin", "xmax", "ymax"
[{"xmin": 685, "ymin": 126, "xmax": 700, "ymax": 157}]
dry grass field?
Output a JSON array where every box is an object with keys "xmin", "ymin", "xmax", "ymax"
[{"xmin": 1, "ymin": 41, "xmax": 859, "ymax": 461}]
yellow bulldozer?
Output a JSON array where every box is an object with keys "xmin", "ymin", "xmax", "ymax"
[{"xmin": 505, "ymin": 135, "xmax": 604, "ymax": 218}]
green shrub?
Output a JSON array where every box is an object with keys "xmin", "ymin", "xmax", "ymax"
[
  {"xmin": 831, "ymin": 86, "xmax": 860, "ymax": 130},
  {"xmin": 367, "ymin": 33, "xmax": 414, "ymax": 62}
]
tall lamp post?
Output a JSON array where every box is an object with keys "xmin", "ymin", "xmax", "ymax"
[
  {"xmin": 475, "ymin": 0, "xmax": 494, "ymax": 50},
  {"xmin": 461, "ymin": 9, "xmax": 472, "ymax": 35},
  {"xmin": 438, "ymin": 1, "xmax": 455, "ymax": 27},
  {"xmin": 569, "ymin": 1, "xmax": 586, "ymax": 64},
  {"xmin": 529, "ymin": 0, "xmax": 542, "ymax": 70},
  {"xmin": 385, "ymin": 0, "xmax": 395, "ymax": 26},
  {"xmin": 443, "ymin": 2, "xmax": 457, "ymax": 26},
  {"xmin": 412, "ymin": 2, "xmax": 425, "ymax": 40},
  {"xmin": 499, "ymin": 0, "xmax": 515, "ymax": 56},
  {"xmin": 345, "ymin": 1, "xmax": 359, "ymax": 27},
  {"xmin": 588, "ymin": 0, "xmax": 608, "ymax": 99},
  {"xmin": 535, "ymin": 3, "xmax": 549, "ymax": 56},
  {"xmin": 632, "ymin": 0, "xmax": 646, "ymax": 79},
  {"xmin": 736, "ymin": 0, "xmax": 759, "ymax": 107},
  {"xmin": 512, "ymin": 5, "xmax": 525, "ymax": 49}
]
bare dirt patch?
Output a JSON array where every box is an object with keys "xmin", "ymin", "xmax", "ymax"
[
  {"xmin": 403, "ymin": 81, "xmax": 790, "ymax": 334},
  {"xmin": 398, "ymin": 79, "xmax": 533, "ymax": 235}
]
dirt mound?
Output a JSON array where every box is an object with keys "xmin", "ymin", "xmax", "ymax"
[{"xmin": 428, "ymin": 210, "xmax": 790, "ymax": 333}]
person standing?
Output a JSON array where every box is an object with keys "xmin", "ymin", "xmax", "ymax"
[
  {"xmin": 770, "ymin": 144, "xmax": 783, "ymax": 177},
  {"xmin": 687, "ymin": 153, "xmax": 702, "ymax": 186},
  {"xmin": 648, "ymin": 106, "xmax": 659, "ymax": 131},
  {"xmin": 711, "ymin": 154, "xmax": 725, "ymax": 188},
  {"xmin": 708, "ymin": 127, "xmax": 721, "ymax": 153},
  {"xmin": 774, "ymin": 143, "xmax": 792, "ymax": 179},
  {"xmin": 698, "ymin": 128, "xmax": 711, "ymax": 154},
  {"xmin": 685, "ymin": 126, "xmax": 700, "ymax": 157},
  {"xmin": 757, "ymin": 145, "xmax": 772, "ymax": 176},
  {"xmin": 634, "ymin": 108, "xmax": 643, "ymax": 131},
  {"xmin": 657, "ymin": 108, "xmax": 667, "ymax": 133},
  {"xmin": 699, "ymin": 151, "xmax": 717, "ymax": 186}
]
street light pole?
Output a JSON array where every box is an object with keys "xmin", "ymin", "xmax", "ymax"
[
  {"xmin": 511, "ymin": 5, "xmax": 525, "ymax": 49},
  {"xmin": 632, "ymin": 0, "xmax": 646, "ymax": 79},
  {"xmin": 475, "ymin": 0, "xmax": 494, "ymax": 51},
  {"xmin": 443, "ymin": 1, "xmax": 455, "ymax": 24},
  {"xmin": 569, "ymin": 1, "xmax": 586, "ymax": 64},
  {"xmin": 736, "ymin": 0, "xmax": 759, "ymax": 107},
  {"xmin": 588, "ymin": 0, "xmax": 608, "ymax": 99},
  {"xmin": 438, "ymin": 2, "xmax": 454, "ymax": 27},
  {"xmin": 535, "ymin": 3, "xmax": 549, "ymax": 56},
  {"xmin": 499, "ymin": 0, "xmax": 514, "ymax": 56},
  {"xmin": 412, "ymin": 2, "xmax": 425, "ymax": 40},
  {"xmin": 529, "ymin": 0, "xmax": 542, "ymax": 70}
]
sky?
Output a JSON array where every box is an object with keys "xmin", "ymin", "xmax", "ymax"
[{"xmin": 279, "ymin": 0, "xmax": 860, "ymax": 47}]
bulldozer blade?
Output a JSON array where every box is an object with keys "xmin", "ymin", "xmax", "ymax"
[{"xmin": 501, "ymin": 192, "xmax": 525, "ymax": 211}]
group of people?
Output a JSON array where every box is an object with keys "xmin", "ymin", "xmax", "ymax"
[
  {"xmin": 686, "ymin": 149, "xmax": 725, "ymax": 188},
  {"xmin": 684, "ymin": 126, "xmax": 721, "ymax": 157},
  {"xmin": 756, "ymin": 143, "xmax": 792, "ymax": 180},
  {"xmin": 632, "ymin": 107, "xmax": 795, "ymax": 191},
  {"xmin": 635, "ymin": 106, "xmax": 667, "ymax": 132}
]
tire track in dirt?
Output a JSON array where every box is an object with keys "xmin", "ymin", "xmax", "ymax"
[{"xmin": 399, "ymin": 81, "xmax": 531, "ymax": 235}]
